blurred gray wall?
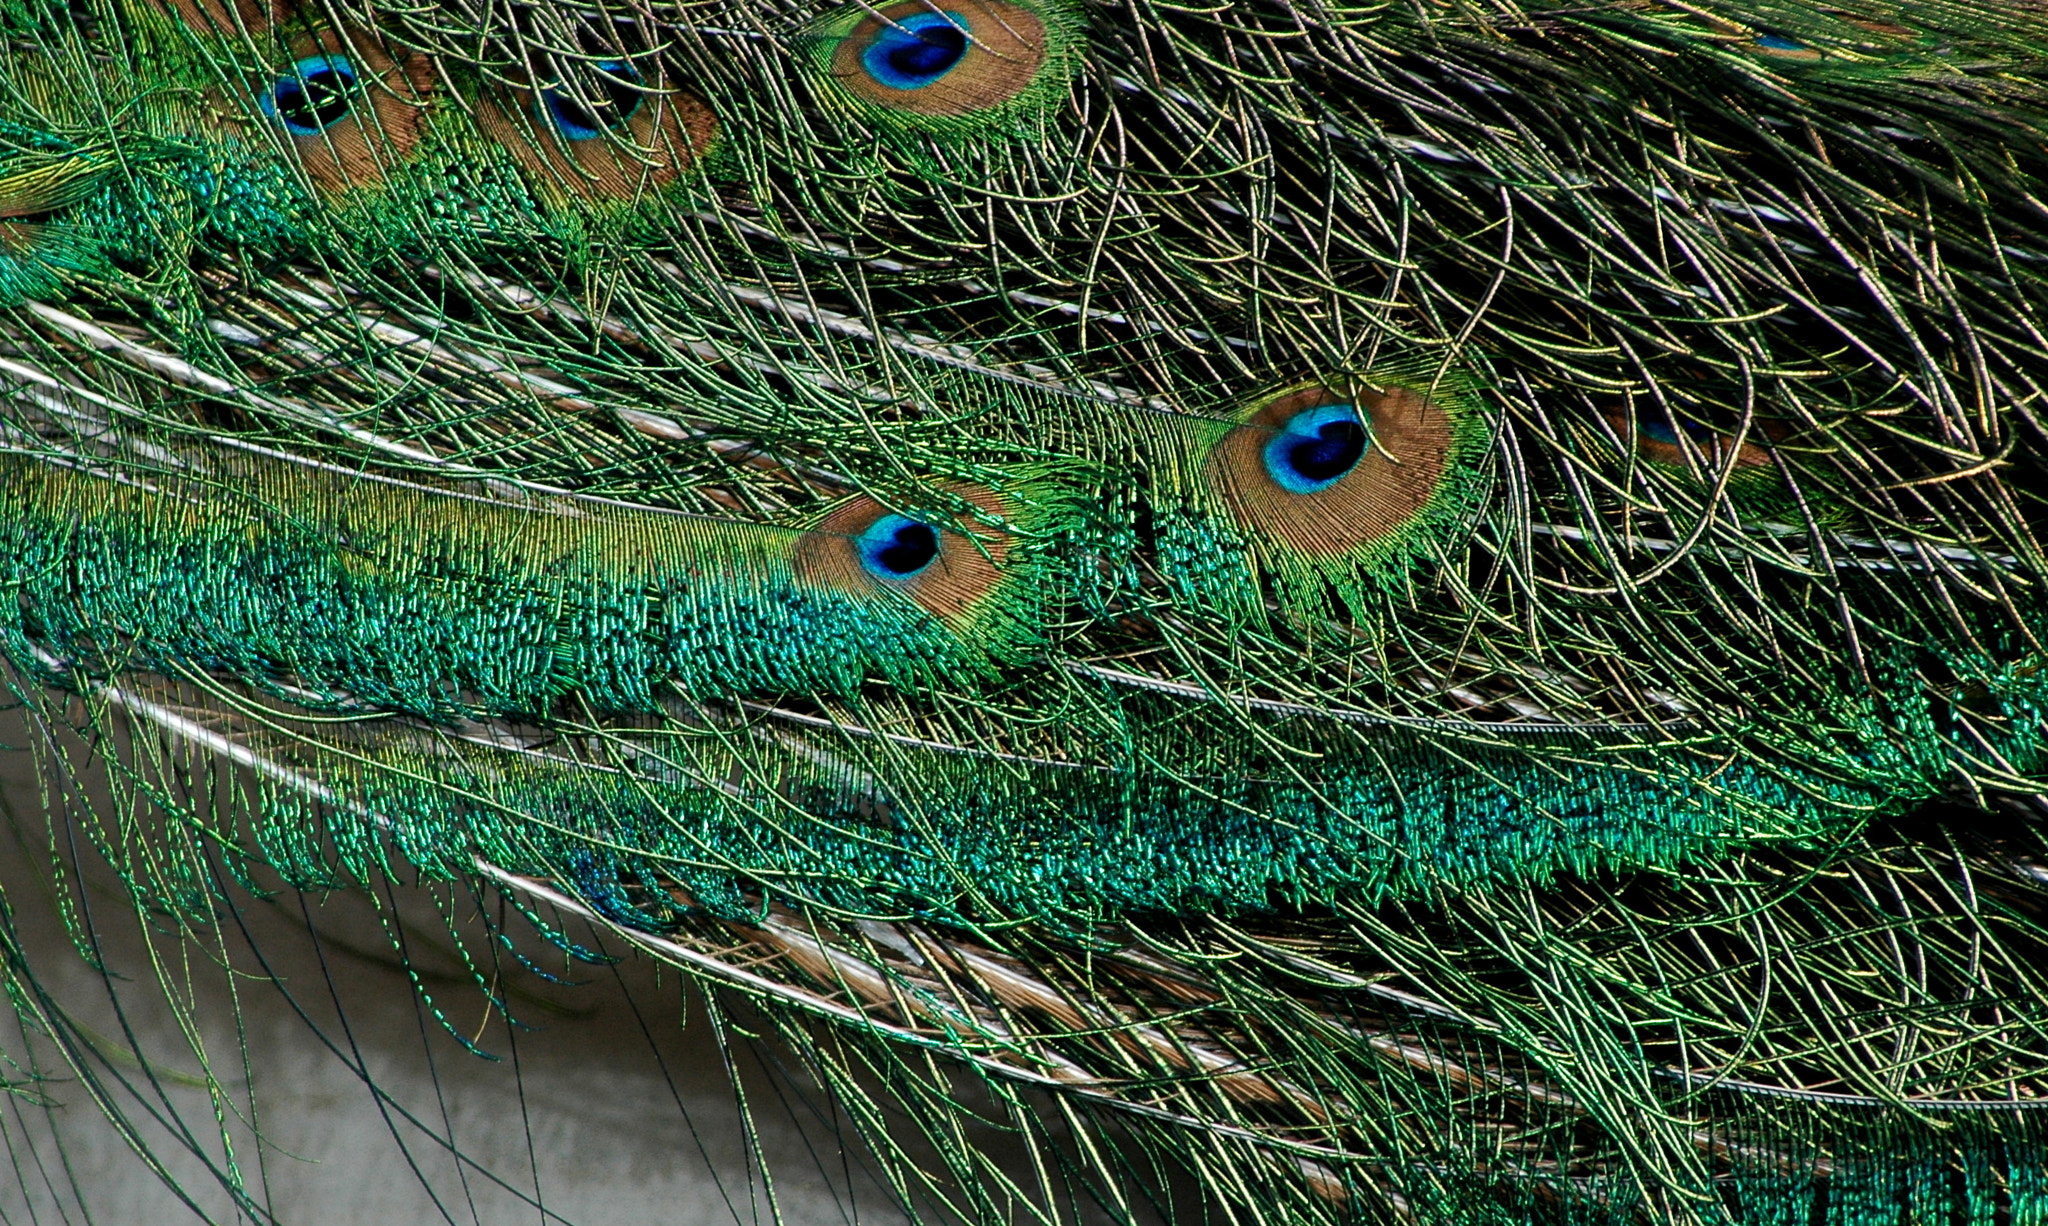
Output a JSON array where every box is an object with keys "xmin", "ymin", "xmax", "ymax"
[{"xmin": 0, "ymin": 706, "xmax": 913, "ymax": 1225}]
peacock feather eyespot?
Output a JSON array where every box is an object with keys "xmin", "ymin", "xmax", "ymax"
[
  {"xmin": 857, "ymin": 513, "xmax": 941, "ymax": 580},
  {"xmin": 1261, "ymin": 404, "xmax": 1370, "ymax": 495},
  {"xmin": 859, "ymin": 11, "xmax": 971, "ymax": 91},
  {"xmin": 247, "ymin": 37, "xmax": 437, "ymax": 197},
  {"xmin": 794, "ymin": 489, "xmax": 1014, "ymax": 622},
  {"xmin": 1610, "ymin": 406, "xmax": 1776, "ymax": 472},
  {"xmin": 1205, "ymin": 382, "xmax": 1479, "ymax": 563},
  {"xmin": 813, "ymin": 0, "xmax": 1081, "ymax": 127},
  {"xmin": 1637, "ymin": 417, "xmax": 1684, "ymax": 446},
  {"xmin": 261, "ymin": 55, "xmax": 359, "ymax": 136},
  {"xmin": 476, "ymin": 57, "xmax": 719, "ymax": 203},
  {"xmin": 1636, "ymin": 405, "xmax": 1716, "ymax": 448},
  {"xmin": 537, "ymin": 61, "xmax": 645, "ymax": 142}
]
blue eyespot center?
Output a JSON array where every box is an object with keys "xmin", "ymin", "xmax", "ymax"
[
  {"xmin": 1756, "ymin": 33, "xmax": 1808, "ymax": 51},
  {"xmin": 860, "ymin": 12, "xmax": 970, "ymax": 90},
  {"xmin": 1263, "ymin": 404, "xmax": 1369, "ymax": 494},
  {"xmin": 1639, "ymin": 411, "xmax": 1715, "ymax": 446},
  {"xmin": 858, "ymin": 514, "xmax": 940, "ymax": 579},
  {"xmin": 264, "ymin": 56, "xmax": 358, "ymax": 135},
  {"xmin": 539, "ymin": 61, "xmax": 644, "ymax": 141}
]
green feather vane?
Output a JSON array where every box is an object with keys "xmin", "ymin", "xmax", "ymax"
[{"xmin": 1, "ymin": 0, "xmax": 2046, "ymax": 1220}]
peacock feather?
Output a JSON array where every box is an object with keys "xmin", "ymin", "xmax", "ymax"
[{"xmin": 1, "ymin": 0, "xmax": 2045, "ymax": 1219}]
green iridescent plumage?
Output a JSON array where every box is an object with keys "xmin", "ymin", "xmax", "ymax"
[{"xmin": 2, "ymin": 0, "xmax": 2046, "ymax": 1221}]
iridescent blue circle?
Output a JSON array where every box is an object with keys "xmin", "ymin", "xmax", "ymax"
[
  {"xmin": 261, "ymin": 56, "xmax": 358, "ymax": 136},
  {"xmin": 538, "ymin": 60, "xmax": 644, "ymax": 142},
  {"xmin": 1639, "ymin": 410, "xmax": 1716, "ymax": 446},
  {"xmin": 860, "ymin": 12, "xmax": 970, "ymax": 91},
  {"xmin": 1261, "ymin": 404, "xmax": 1369, "ymax": 494},
  {"xmin": 857, "ymin": 514, "xmax": 940, "ymax": 579}
]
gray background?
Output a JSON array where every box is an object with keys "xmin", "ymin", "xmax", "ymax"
[{"xmin": 0, "ymin": 703, "xmax": 919, "ymax": 1225}]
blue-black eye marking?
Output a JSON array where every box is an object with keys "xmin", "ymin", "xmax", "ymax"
[
  {"xmin": 860, "ymin": 11, "xmax": 970, "ymax": 90},
  {"xmin": 538, "ymin": 60, "xmax": 645, "ymax": 141},
  {"xmin": 857, "ymin": 514, "xmax": 941, "ymax": 579},
  {"xmin": 1263, "ymin": 404, "xmax": 1370, "ymax": 494},
  {"xmin": 262, "ymin": 56, "xmax": 358, "ymax": 136},
  {"xmin": 1638, "ymin": 410, "xmax": 1717, "ymax": 447}
]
